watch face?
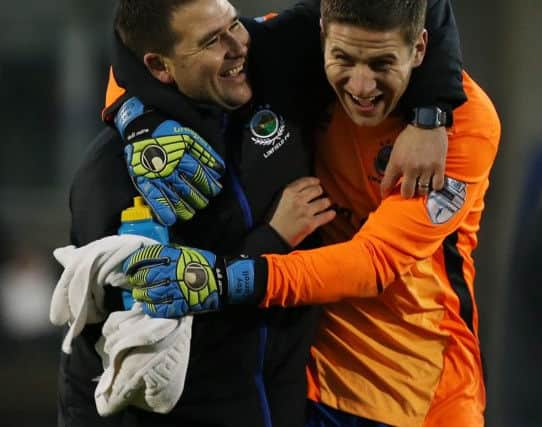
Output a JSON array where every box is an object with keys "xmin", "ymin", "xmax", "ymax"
[
  {"xmin": 418, "ymin": 108, "xmax": 440, "ymax": 127},
  {"xmin": 414, "ymin": 107, "xmax": 444, "ymax": 128}
]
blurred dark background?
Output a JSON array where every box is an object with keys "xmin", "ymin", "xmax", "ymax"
[{"xmin": 0, "ymin": 1, "xmax": 540, "ymax": 426}]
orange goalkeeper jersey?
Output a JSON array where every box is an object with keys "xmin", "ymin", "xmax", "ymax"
[{"xmin": 261, "ymin": 72, "xmax": 500, "ymax": 427}]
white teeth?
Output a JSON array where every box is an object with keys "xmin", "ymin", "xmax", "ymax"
[
  {"xmin": 350, "ymin": 93, "xmax": 377, "ymax": 103},
  {"xmin": 225, "ymin": 65, "xmax": 243, "ymax": 77}
]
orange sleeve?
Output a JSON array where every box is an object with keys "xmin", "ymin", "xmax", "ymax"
[
  {"xmin": 261, "ymin": 181, "xmax": 480, "ymax": 306},
  {"xmin": 261, "ymin": 113, "xmax": 500, "ymax": 308}
]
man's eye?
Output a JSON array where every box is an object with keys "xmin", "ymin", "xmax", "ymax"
[
  {"xmin": 230, "ymin": 20, "xmax": 241, "ymax": 31},
  {"xmin": 334, "ymin": 54, "xmax": 353, "ymax": 66},
  {"xmin": 371, "ymin": 62, "xmax": 392, "ymax": 71},
  {"xmin": 204, "ymin": 37, "xmax": 219, "ymax": 48}
]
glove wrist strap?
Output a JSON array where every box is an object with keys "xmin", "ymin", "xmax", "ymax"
[
  {"xmin": 114, "ymin": 96, "xmax": 149, "ymax": 139},
  {"xmin": 222, "ymin": 257, "xmax": 256, "ymax": 304}
]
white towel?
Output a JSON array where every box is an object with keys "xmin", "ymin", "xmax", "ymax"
[
  {"xmin": 50, "ymin": 234, "xmax": 157, "ymax": 353},
  {"xmin": 95, "ymin": 303, "xmax": 192, "ymax": 415},
  {"xmin": 50, "ymin": 234, "xmax": 193, "ymax": 414}
]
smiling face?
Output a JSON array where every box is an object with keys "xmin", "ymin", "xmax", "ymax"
[
  {"xmin": 323, "ymin": 22, "xmax": 427, "ymax": 127},
  {"xmin": 145, "ymin": 0, "xmax": 252, "ymax": 110}
]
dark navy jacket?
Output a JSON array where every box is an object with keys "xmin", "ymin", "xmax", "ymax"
[{"xmin": 59, "ymin": 2, "xmax": 466, "ymax": 427}]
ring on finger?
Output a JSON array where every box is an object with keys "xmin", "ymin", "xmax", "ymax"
[{"xmin": 417, "ymin": 181, "xmax": 430, "ymax": 189}]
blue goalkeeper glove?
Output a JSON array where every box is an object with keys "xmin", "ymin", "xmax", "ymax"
[
  {"xmin": 115, "ymin": 97, "xmax": 226, "ymax": 226},
  {"xmin": 123, "ymin": 244, "xmax": 258, "ymax": 318}
]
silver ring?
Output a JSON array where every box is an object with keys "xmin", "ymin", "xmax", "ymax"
[{"xmin": 417, "ymin": 182, "xmax": 430, "ymax": 189}]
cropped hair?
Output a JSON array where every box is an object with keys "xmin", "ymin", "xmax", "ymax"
[
  {"xmin": 114, "ymin": 0, "xmax": 195, "ymax": 59},
  {"xmin": 321, "ymin": 0, "xmax": 427, "ymax": 45}
]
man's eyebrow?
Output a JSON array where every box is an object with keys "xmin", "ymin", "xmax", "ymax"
[
  {"xmin": 330, "ymin": 45, "xmax": 399, "ymax": 62},
  {"xmin": 330, "ymin": 46, "xmax": 352, "ymax": 58},
  {"xmin": 197, "ymin": 13, "xmax": 240, "ymax": 47},
  {"xmin": 370, "ymin": 53, "xmax": 398, "ymax": 62}
]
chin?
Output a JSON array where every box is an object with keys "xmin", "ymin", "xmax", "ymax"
[
  {"xmin": 346, "ymin": 109, "xmax": 385, "ymax": 128},
  {"xmin": 228, "ymin": 87, "xmax": 253, "ymax": 109}
]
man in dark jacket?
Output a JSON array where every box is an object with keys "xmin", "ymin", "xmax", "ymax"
[{"xmin": 57, "ymin": 0, "xmax": 466, "ymax": 426}]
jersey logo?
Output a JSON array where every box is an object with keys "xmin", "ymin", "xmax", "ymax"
[
  {"xmin": 249, "ymin": 106, "xmax": 290, "ymax": 159},
  {"xmin": 426, "ymin": 177, "xmax": 467, "ymax": 224}
]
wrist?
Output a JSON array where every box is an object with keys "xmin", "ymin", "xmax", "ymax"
[
  {"xmin": 114, "ymin": 96, "xmax": 146, "ymax": 138},
  {"xmin": 223, "ymin": 256, "xmax": 256, "ymax": 304},
  {"xmin": 267, "ymin": 222, "xmax": 295, "ymax": 250},
  {"xmin": 409, "ymin": 106, "xmax": 453, "ymax": 129}
]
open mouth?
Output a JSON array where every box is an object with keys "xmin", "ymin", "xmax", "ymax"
[
  {"xmin": 347, "ymin": 92, "xmax": 383, "ymax": 110},
  {"xmin": 220, "ymin": 63, "xmax": 245, "ymax": 78}
]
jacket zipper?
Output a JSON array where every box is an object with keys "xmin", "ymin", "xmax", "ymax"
[{"xmin": 223, "ymin": 114, "xmax": 272, "ymax": 427}]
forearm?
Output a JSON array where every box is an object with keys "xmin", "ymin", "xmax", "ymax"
[
  {"xmin": 258, "ymin": 177, "xmax": 487, "ymax": 308},
  {"xmin": 259, "ymin": 238, "xmax": 382, "ymax": 308}
]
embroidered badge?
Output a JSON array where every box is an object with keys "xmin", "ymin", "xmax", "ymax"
[
  {"xmin": 249, "ymin": 106, "xmax": 290, "ymax": 158},
  {"xmin": 426, "ymin": 177, "xmax": 467, "ymax": 224}
]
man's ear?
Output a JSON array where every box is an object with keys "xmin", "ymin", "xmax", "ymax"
[
  {"xmin": 412, "ymin": 29, "xmax": 428, "ymax": 68},
  {"xmin": 143, "ymin": 53, "xmax": 175, "ymax": 84}
]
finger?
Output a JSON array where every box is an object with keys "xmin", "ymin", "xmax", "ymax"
[
  {"xmin": 123, "ymin": 245, "xmax": 165, "ymax": 275},
  {"xmin": 183, "ymin": 128, "xmax": 226, "ymax": 175},
  {"xmin": 416, "ymin": 172, "xmax": 433, "ymax": 196},
  {"xmin": 431, "ymin": 165, "xmax": 445, "ymax": 191},
  {"xmin": 141, "ymin": 299, "xmax": 188, "ymax": 318},
  {"xmin": 285, "ymin": 177, "xmax": 321, "ymax": 193},
  {"xmin": 132, "ymin": 282, "xmax": 184, "ymax": 304},
  {"xmin": 134, "ymin": 178, "xmax": 179, "ymax": 226},
  {"xmin": 178, "ymin": 154, "xmax": 223, "ymax": 198},
  {"xmin": 169, "ymin": 172, "xmax": 210, "ymax": 211},
  {"xmin": 298, "ymin": 184, "xmax": 325, "ymax": 203},
  {"xmin": 199, "ymin": 163, "xmax": 224, "ymax": 196},
  {"xmin": 380, "ymin": 164, "xmax": 401, "ymax": 198},
  {"xmin": 313, "ymin": 209, "xmax": 336, "ymax": 229},
  {"xmin": 125, "ymin": 263, "xmax": 178, "ymax": 292},
  {"xmin": 126, "ymin": 265, "xmax": 163, "ymax": 288},
  {"xmin": 306, "ymin": 196, "xmax": 333, "ymax": 215},
  {"xmin": 158, "ymin": 179, "xmax": 197, "ymax": 222},
  {"xmin": 400, "ymin": 171, "xmax": 419, "ymax": 198}
]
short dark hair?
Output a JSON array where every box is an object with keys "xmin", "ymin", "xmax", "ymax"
[
  {"xmin": 114, "ymin": 0, "xmax": 195, "ymax": 59},
  {"xmin": 321, "ymin": 0, "xmax": 427, "ymax": 46}
]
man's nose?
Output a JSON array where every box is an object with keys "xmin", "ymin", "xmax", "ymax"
[
  {"xmin": 224, "ymin": 32, "xmax": 248, "ymax": 58},
  {"xmin": 347, "ymin": 66, "xmax": 377, "ymax": 97}
]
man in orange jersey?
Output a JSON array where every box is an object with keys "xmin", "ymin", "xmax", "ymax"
[{"xmin": 125, "ymin": 0, "xmax": 500, "ymax": 426}]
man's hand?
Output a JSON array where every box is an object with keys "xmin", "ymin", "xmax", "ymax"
[
  {"xmin": 116, "ymin": 97, "xmax": 226, "ymax": 226},
  {"xmin": 124, "ymin": 244, "xmax": 256, "ymax": 318},
  {"xmin": 381, "ymin": 125, "xmax": 448, "ymax": 198},
  {"xmin": 269, "ymin": 177, "xmax": 336, "ymax": 247}
]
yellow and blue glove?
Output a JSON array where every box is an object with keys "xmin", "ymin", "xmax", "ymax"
[
  {"xmin": 115, "ymin": 97, "xmax": 226, "ymax": 226},
  {"xmin": 123, "ymin": 244, "xmax": 257, "ymax": 318}
]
